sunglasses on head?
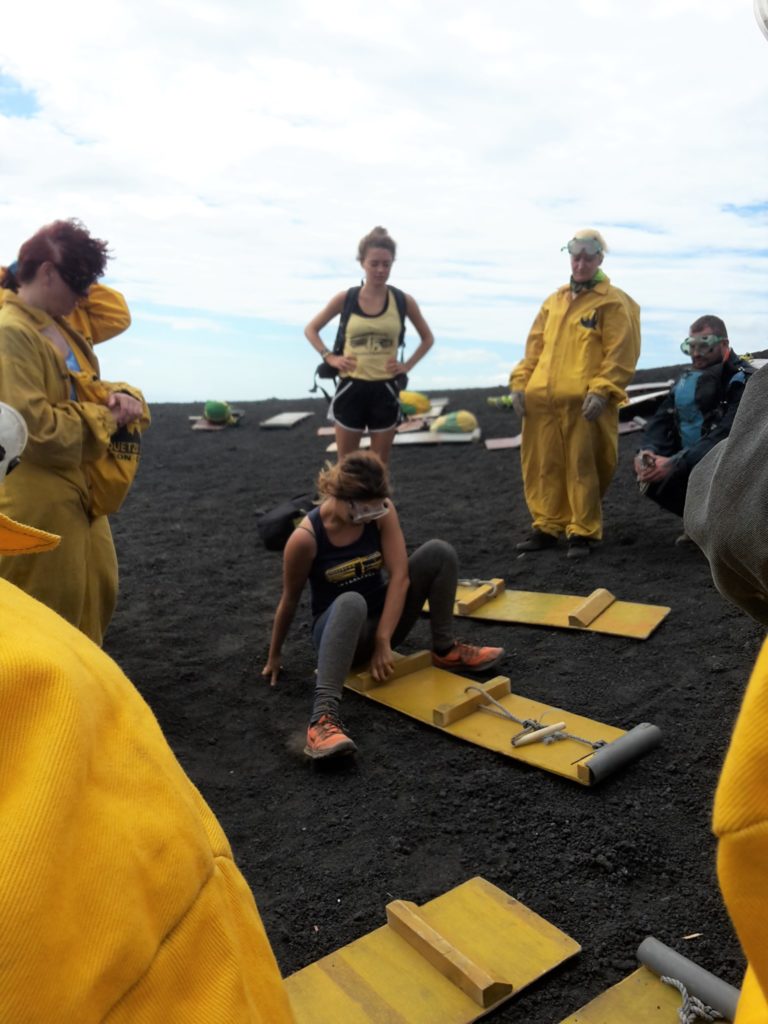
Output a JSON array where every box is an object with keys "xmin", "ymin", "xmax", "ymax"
[
  {"xmin": 348, "ymin": 499, "xmax": 389, "ymax": 524},
  {"xmin": 55, "ymin": 263, "xmax": 95, "ymax": 298},
  {"xmin": 680, "ymin": 335, "xmax": 725, "ymax": 355}
]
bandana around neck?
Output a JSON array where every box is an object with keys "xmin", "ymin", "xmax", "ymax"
[{"xmin": 570, "ymin": 268, "xmax": 607, "ymax": 294}]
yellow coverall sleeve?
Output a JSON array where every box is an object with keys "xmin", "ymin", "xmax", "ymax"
[
  {"xmin": 0, "ymin": 579, "xmax": 296, "ymax": 1023},
  {"xmin": 509, "ymin": 304, "xmax": 548, "ymax": 391},
  {"xmin": 586, "ymin": 296, "xmax": 641, "ymax": 402},
  {"xmin": 0, "ymin": 323, "xmax": 117, "ymax": 469},
  {"xmin": 714, "ymin": 637, "xmax": 768, "ymax": 1021},
  {"xmin": 67, "ymin": 284, "xmax": 132, "ymax": 346}
]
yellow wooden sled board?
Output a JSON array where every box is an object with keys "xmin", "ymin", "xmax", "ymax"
[
  {"xmin": 345, "ymin": 653, "xmax": 626, "ymax": 784},
  {"xmin": 287, "ymin": 876, "xmax": 580, "ymax": 1024},
  {"xmin": 450, "ymin": 584, "xmax": 670, "ymax": 640},
  {"xmin": 558, "ymin": 966, "xmax": 686, "ymax": 1022}
]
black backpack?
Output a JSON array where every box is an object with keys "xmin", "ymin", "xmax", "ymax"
[{"xmin": 310, "ymin": 285, "xmax": 408, "ymax": 400}]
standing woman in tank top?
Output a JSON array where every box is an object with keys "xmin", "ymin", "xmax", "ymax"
[{"xmin": 305, "ymin": 227, "xmax": 434, "ymax": 465}]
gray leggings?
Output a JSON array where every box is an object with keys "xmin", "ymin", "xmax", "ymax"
[{"xmin": 310, "ymin": 539, "xmax": 458, "ymax": 722}]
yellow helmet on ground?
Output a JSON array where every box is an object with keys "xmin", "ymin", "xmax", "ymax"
[
  {"xmin": 430, "ymin": 411, "xmax": 478, "ymax": 434},
  {"xmin": 399, "ymin": 391, "xmax": 431, "ymax": 416}
]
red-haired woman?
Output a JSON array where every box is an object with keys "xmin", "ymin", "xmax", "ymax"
[
  {"xmin": 305, "ymin": 226, "xmax": 434, "ymax": 465},
  {"xmin": 263, "ymin": 451, "xmax": 504, "ymax": 759},
  {"xmin": 0, "ymin": 219, "xmax": 149, "ymax": 644}
]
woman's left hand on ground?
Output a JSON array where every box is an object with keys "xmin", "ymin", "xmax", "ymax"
[
  {"xmin": 261, "ymin": 656, "xmax": 282, "ymax": 687},
  {"xmin": 107, "ymin": 392, "xmax": 144, "ymax": 427},
  {"xmin": 370, "ymin": 640, "xmax": 395, "ymax": 683}
]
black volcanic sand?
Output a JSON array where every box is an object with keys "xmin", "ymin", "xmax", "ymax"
[{"xmin": 106, "ymin": 368, "xmax": 759, "ymax": 1023}]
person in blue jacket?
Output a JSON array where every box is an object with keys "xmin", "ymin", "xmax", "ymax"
[{"xmin": 634, "ymin": 315, "xmax": 753, "ymax": 522}]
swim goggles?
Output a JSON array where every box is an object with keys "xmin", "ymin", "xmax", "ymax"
[
  {"xmin": 348, "ymin": 499, "xmax": 390, "ymax": 524},
  {"xmin": 562, "ymin": 238, "xmax": 603, "ymax": 257},
  {"xmin": 680, "ymin": 335, "xmax": 725, "ymax": 355}
]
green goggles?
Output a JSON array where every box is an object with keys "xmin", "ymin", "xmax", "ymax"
[
  {"xmin": 680, "ymin": 335, "xmax": 725, "ymax": 355},
  {"xmin": 562, "ymin": 238, "xmax": 602, "ymax": 257}
]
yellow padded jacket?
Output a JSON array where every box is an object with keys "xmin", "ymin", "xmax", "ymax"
[
  {"xmin": 714, "ymin": 638, "xmax": 768, "ymax": 1022},
  {"xmin": 509, "ymin": 276, "xmax": 641, "ymax": 404},
  {"xmin": 0, "ymin": 280, "xmax": 131, "ymax": 347},
  {"xmin": 0, "ymin": 573, "xmax": 295, "ymax": 1023},
  {"xmin": 0, "ymin": 294, "xmax": 146, "ymax": 505}
]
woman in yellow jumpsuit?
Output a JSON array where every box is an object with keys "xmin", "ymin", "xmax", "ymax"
[
  {"xmin": 0, "ymin": 219, "xmax": 148, "ymax": 644},
  {"xmin": 0, "ymin": 404, "xmax": 295, "ymax": 1023},
  {"xmin": 509, "ymin": 229, "xmax": 640, "ymax": 558}
]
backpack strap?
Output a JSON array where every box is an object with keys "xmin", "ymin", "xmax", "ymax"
[
  {"xmin": 332, "ymin": 286, "xmax": 361, "ymax": 355},
  {"xmin": 389, "ymin": 285, "xmax": 408, "ymax": 356}
]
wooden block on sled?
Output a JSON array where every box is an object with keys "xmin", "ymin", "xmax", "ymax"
[
  {"xmin": 286, "ymin": 876, "xmax": 580, "ymax": 1024},
  {"xmin": 346, "ymin": 652, "xmax": 661, "ymax": 785},
  {"xmin": 558, "ymin": 936, "xmax": 740, "ymax": 1022},
  {"xmin": 446, "ymin": 583, "xmax": 670, "ymax": 640}
]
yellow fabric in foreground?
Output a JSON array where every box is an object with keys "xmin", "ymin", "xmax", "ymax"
[
  {"xmin": 714, "ymin": 638, "xmax": 768, "ymax": 1022},
  {"xmin": 0, "ymin": 580, "xmax": 294, "ymax": 1023}
]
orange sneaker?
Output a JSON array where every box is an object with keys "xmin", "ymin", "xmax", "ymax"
[
  {"xmin": 304, "ymin": 713, "xmax": 357, "ymax": 759},
  {"xmin": 431, "ymin": 641, "xmax": 505, "ymax": 675}
]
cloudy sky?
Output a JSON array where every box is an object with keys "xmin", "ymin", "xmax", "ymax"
[{"xmin": 1, "ymin": 0, "xmax": 766, "ymax": 402}]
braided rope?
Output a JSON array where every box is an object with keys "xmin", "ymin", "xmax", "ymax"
[
  {"xmin": 660, "ymin": 976, "xmax": 723, "ymax": 1023},
  {"xmin": 464, "ymin": 686, "xmax": 606, "ymax": 750}
]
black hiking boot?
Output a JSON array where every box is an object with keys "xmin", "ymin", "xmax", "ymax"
[{"xmin": 515, "ymin": 529, "xmax": 558, "ymax": 552}]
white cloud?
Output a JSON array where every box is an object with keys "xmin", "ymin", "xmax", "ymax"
[{"xmin": 0, "ymin": 0, "xmax": 766, "ymax": 399}]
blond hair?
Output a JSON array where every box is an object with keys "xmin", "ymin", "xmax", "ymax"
[{"xmin": 572, "ymin": 228, "xmax": 609, "ymax": 253}]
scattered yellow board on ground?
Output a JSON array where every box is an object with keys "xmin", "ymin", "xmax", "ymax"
[
  {"xmin": 447, "ymin": 581, "xmax": 670, "ymax": 640},
  {"xmin": 558, "ymin": 937, "xmax": 739, "ymax": 1022},
  {"xmin": 287, "ymin": 876, "xmax": 580, "ymax": 1024},
  {"xmin": 345, "ymin": 652, "xmax": 661, "ymax": 785}
]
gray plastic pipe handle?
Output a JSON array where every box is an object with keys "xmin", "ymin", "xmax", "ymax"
[{"xmin": 637, "ymin": 936, "xmax": 740, "ymax": 1021}]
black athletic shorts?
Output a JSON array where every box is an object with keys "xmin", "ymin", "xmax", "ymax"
[{"xmin": 329, "ymin": 378, "xmax": 403, "ymax": 433}]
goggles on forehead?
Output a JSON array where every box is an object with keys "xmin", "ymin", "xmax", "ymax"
[
  {"xmin": 680, "ymin": 335, "xmax": 725, "ymax": 355},
  {"xmin": 348, "ymin": 498, "xmax": 389, "ymax": 524},
  {"xmin": 562, "ymin": 238, "xmax": 602, "ymax": 257}
]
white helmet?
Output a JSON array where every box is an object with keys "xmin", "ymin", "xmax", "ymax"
[{"xmin": 0, "ymin": 403, "xmax": 27, "ymax": 483}]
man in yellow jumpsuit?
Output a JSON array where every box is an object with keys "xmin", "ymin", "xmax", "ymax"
[
  {"xmin": 0, "ymin": 401, "xmax": 295, "ymax": 1023},
  {"xmin": 509, "ymin": 229, "xmax": 641, "ymax": 558}
]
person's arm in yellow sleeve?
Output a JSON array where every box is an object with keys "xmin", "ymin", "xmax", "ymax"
[
  {"xmin": 0, "ymin": 326, "xmax": 117, "ymax": 468},
  {"xmin": 509, "ymin": 303, "xmax": 548, "ymax": 392},
  {"xmin": 66, "ymin": 284, "xmax": 131, "ymax": 346},
  {"xmin": 586, "ymin": 297, "xmax": 641, "ymax": 402},
  {"xmin": 714, "ymin": 639, "xmax": 768, "ymax": 1020}
]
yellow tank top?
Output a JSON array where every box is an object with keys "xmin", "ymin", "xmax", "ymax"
[{"xmin": 343, "ymin": 290, "xmax": 402, "ymax": 381}]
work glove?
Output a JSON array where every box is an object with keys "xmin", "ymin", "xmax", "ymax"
[
  {"xmin": 510, "ymin": 390, "xmax": 525, "ymax": 418},
  {"xmin": 582, "ymin": 392, "xmax": 607, "ymax": 421}
]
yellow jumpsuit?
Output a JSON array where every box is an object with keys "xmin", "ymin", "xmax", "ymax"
[
  {"xmin": 510, "ymin": 276, "xmax": 640, "ymax": 540},
  {"xmin": 714, "ymin": 638, "xmax": 768, "ymax": 1022},
  {"xmin": 0, "ymin": 526, "xmax": 295, "ymax": 1022},
  {"xmin": 0, "ymin": 294, "xmax": 146, "ymax": 644}
]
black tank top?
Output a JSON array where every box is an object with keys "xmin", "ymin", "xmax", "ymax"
[{"xmin": 307, "ymin": 506, "xmax": 388, "ymax": 618}]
